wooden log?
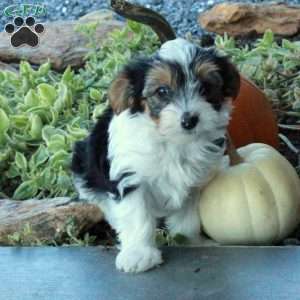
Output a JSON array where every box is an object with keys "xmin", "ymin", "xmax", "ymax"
[
  {"xmin": 111, "ymin": 0, "xmax": 176, "ymax": 43},
  {"xmin": 0, "ymin": 197, "xmax": 103, "ymax": 245}
]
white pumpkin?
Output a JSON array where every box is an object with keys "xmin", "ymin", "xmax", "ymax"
[{"xmin": 199, "ymin": 143, "xmax": 300, "ymax": 245}]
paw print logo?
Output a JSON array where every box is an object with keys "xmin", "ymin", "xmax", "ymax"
[{"xmin": 5, "ymin": 16, "xmax": 45, "ymax": 48}]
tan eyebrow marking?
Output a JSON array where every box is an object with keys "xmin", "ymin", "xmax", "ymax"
[
  {"xmin": 146, "ymin": 64, "xmax": 176, "ymax": 90},
  {"xmin": 196, "ymin": 61, "xmax": 219, "ymax": 80}
]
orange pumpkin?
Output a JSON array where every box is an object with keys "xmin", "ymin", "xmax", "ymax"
[{"xmin": 228, "ymin": 76, "xmax": 279, "ymax": 148}]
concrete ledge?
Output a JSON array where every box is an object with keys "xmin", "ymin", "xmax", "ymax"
[{"xmin": 0, "ymin": 246, "xmax": 299, "ymax": 299}]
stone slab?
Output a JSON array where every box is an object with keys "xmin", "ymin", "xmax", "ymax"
[{"xmin": 0, "ymin": 246, "xmax": 299, "ymax": 300}]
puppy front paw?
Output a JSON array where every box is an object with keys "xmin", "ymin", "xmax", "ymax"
[{"xmin": 116, "ymin": 247, "xmax": 163, "ymax": 273}]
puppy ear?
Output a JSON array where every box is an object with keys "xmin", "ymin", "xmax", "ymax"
[
  {"xmin": 108, "ymin": 73, "xmax": 133, "ymax": 115},
  {"xmin": 108, "ymin": 58, "xmax": 153, "ymax": 115},
  {"xmin": 196, "ymin": 50, "xmax": 240, "ymax": 110},
  {"xmin": 213, "ymin": 52, "xmax": 241, "ymax": 100}
]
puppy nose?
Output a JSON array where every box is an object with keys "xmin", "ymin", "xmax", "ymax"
[{"xmin": 181, "ymin": 112, "xmax": 199, "ymax": 130}]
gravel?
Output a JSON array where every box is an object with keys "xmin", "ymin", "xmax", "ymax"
[{"xmin": 1, "ymin": 0, "xmax": 300, "ymax": 37}]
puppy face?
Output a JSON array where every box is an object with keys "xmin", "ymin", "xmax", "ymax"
[{"xmin": 109, "ymin": 38, "xmax": 240, "ymax": 144}]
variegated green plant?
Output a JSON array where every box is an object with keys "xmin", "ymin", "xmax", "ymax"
[
  {"xmin": 215, "ymin": 30, "xmax": 300, "ymax": 114},
  {"xmin": 0, "ymin": 21, "xmax": 159, "ymax": 200}
]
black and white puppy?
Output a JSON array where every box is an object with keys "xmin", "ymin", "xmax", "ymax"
[{"xmin": 72, "ymin": 38, "xmax": 240, "ymax": 273}]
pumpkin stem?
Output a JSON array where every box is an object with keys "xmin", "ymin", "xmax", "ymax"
[{"xmin": 226, "ymin": 133, "xmax": 244, "ymax": 166}]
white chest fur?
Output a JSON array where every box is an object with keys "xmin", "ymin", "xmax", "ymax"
[{"xmin": 108, "ymin": 110, "xmax": 224, "ymax": 216}]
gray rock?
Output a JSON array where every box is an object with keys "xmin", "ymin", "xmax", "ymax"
[
  {"xmin": 0, "ymin": 11, "xmax": 124, "ymax": 71},
  {"xmin": 199, "ymin": 2, "xmax": 300, "ymax": 37}
]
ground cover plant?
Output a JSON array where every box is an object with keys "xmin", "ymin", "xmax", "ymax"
[
  {"xmin": 0, "ymin": 22, "xmax": 299, "ymax": 201},
  {"xmin": 216, "ymin": 31, "xmax": 300, "ymax": 116},
  {"xmin": 0, "ymin": 21, "xmax": 159, "ymax": 200}
]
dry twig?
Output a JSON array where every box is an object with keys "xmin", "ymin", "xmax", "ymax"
[{"xmin": 111, "ymin": 0, "xmax": 176, "ymax": 43}]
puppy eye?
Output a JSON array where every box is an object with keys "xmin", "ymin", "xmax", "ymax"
[{"xmin": 156, "ymin": 86, "xmax": 170, "ymax": 97}]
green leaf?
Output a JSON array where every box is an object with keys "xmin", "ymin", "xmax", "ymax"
[
  {"xmin": 38, "ymin": 62, "xmax": 51, "ymax": 77},
  {"xmin": 260, "ymin": 29, "xmax": 274, "ymax": 47},
  {"xmin": 19, "ymin": 61, "xmax": 35, "ymax": 77},
  {"xmin": 89, "ymin": 88, "xmax": 102, "ymax": 101},
  {"xmin": 40, "ymin": 168, "xmax": 57, "ymax": 186},
  {"xmin": 21, "ymin": 77, "xmax": 31, "ymax": 94},
  {"xmin": 0, "ymin": 95, "xmax": 10, "ymax": 113},
  {"xmin": 127, "ymin": 20, "xmax": 142, "ymax": 34},
  {"xmin": 282, "ymin": 39, "xmax": 299, "ymax": 51},
  {"xmin": 0, "ymin": 147, "xmax": 12, "ymax": 163},
  {"xmin": 0, "ymin": 109, "xmax": 10, "ymax": 135},
  {"xmin": 26, "ymin": 105, "xmax": 52, "ymax": 124},
  {"xmin": 54, "ymin": 83, "xmax": 72, "ymax": 111},
  {"xmin": 37, "ymin": 83, "xmax": 57, "ymax": 106},
  {"xmin": 10, "ymin": 115, "xmax": 28, "ymax": 129},
  {"xmin": 42, "ymin": 126, "xmax": 65, "ymax": 144},
  {"xmin": 57, "ymin": 169, "xmax": 72, "ymax": 189},
  {"xmin": 29, "ymin": 145, "xmax": 49, "ymax": 169},
  {"xmin": 62, "ymin": 66, "xmax": 74, "ymax": 84},
  {"xmin": 13, "ymin": 180, "xmax": 38, "ymax": 200},
  {"xmin": 29, "ymin": 114, "xmax": 43, "ymax": 140},
  {"xmin": 6, "ymin": 164, "xmax": 20, "ymax": 179},
  {"xmin": 15, "ymin": 152, "xmax": 27, "ymax": 171},
  {"xmin": 47, "ymin": 134, "xmax": 67, "ymax": 153},
  {"xmin": 173, "ymin": 234, "xmax": 189, "ymax": 245},
  {"xmin": 67, "ymin": 125, "xmax": 88, "ymax": 140},
  {"xmin": 78, "ymin": 101, "xmax": 89, "ymax": 120},
  {"xmin": 92, "ymin": 104, "xmax": 107, "ymax": 121},
  {"xmin": 50, "ymin": 108, "xmax": 59, "ymax": 125},
  {"xmin": 5, "ymin": 70, "xmax": 19, "ymax": 83},
  {"xmin": 24, "ymin": 89, "xmax": 40, "ymax": 108},
  {"xmin": 0, "ymin": 71, "xmax": 5, "ymax": 82},
  {"xmin": 49, "ymin": 150, "xmax": 70, "ymax": 169}
]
